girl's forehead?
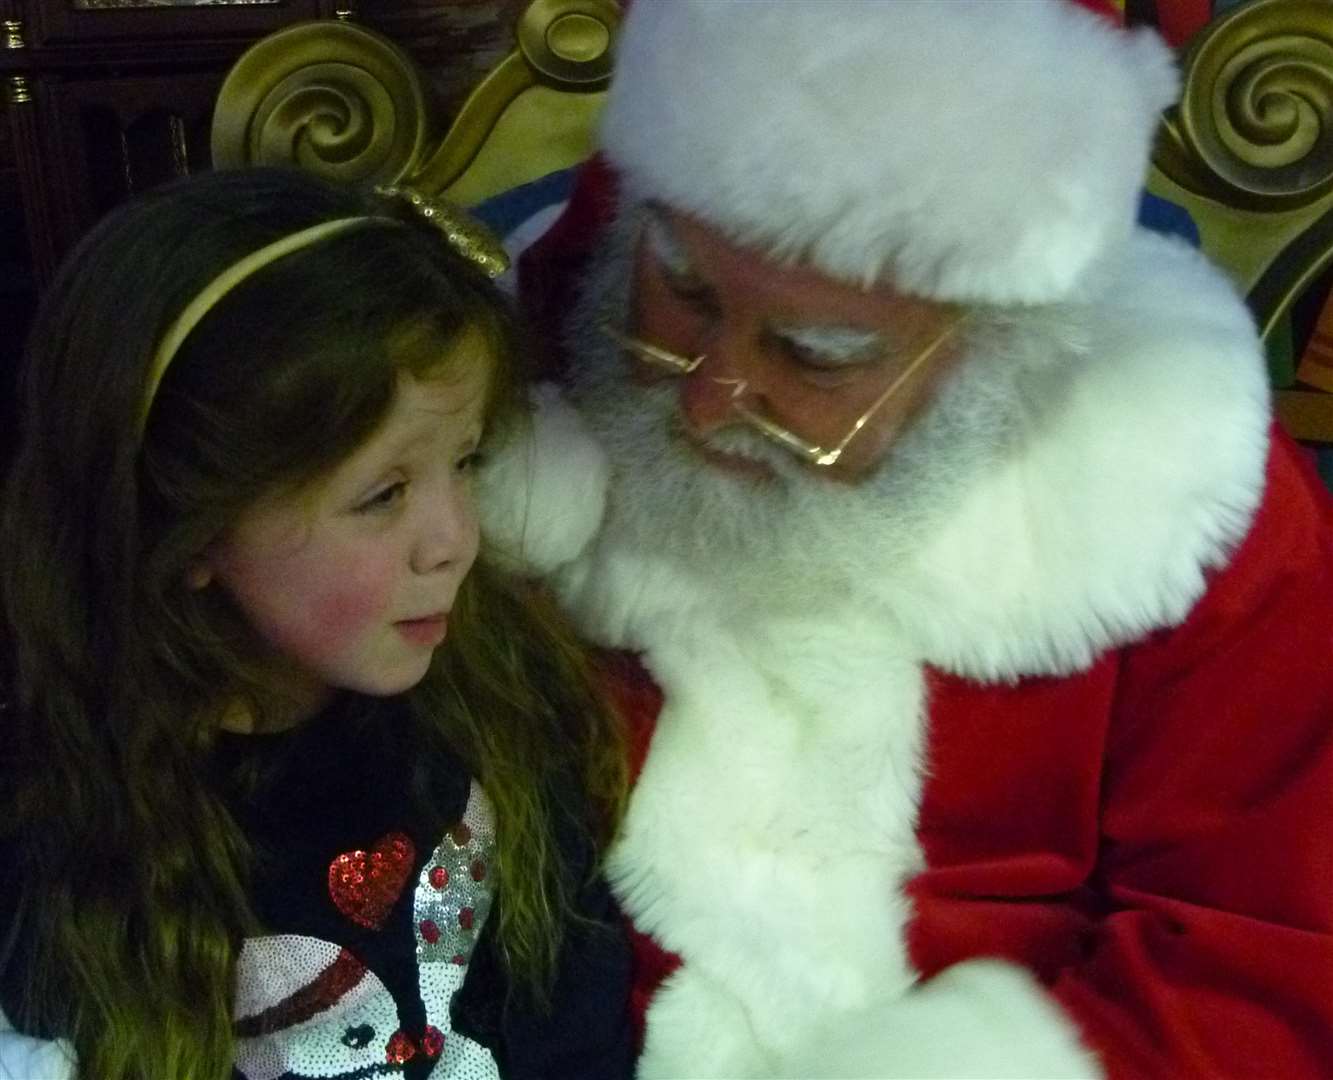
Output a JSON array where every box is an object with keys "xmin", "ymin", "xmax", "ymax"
[
  {"xmin": 390, "ymin": 318, "xmax": 495, "ymax": 404},
  {"xmin": 391, "ymin": 317, "xmax": 497, "ymax": 370},
  {"xmin": 370, "ymin": 365, "xmax": 490, "ymax": 454},
  {"xmin": 228, "ymin": 331, "xmax": 496, "ymax": 525}
]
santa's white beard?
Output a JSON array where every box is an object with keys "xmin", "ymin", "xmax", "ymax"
[{"xmin": 563, "ymin": 204, "xmax": 1095, "ymax": 610}]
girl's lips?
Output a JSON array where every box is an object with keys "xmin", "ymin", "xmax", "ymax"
[{"xmin": 394, "ymin": 615, "xmax": 448, "ymax": 647}]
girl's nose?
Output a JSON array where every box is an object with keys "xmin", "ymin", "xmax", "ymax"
[{"xmin": 411, "ymin": 480, "xmax": 478, "ymax": 576}]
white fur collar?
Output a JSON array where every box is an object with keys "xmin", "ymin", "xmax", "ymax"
[{"xmin": 880, "ymin": 231, "xmax": 1270, "ymax": 681}]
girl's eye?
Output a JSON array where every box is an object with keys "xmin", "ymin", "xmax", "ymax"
[
  {"xmin": 355, "ymin": 481, "xmax": 406, "ymax": 513},
  {"xmin": 456, "ymin": 450, "xmax": 485, "ymax": 474}
]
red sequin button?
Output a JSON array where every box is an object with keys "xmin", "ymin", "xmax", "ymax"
[
  {"xmin": 421, "ymin": 1025, "xmax": 445, "ymax": 1058},
  {"xmin": 458, "ymin": 907, "xmax": 474, "ymax": 931},
  {"xmin": 385, "ymin": 1030, "xmax": 416, "ymax": 1064},
  {"xmin": 469, "ymin": 858, "xmax": 486, "ymax": 882},
  {"xmin": 429, "ymin": 866, "xmax": 448, "ymax": 890},
  {"xmin": 419, "ymin": 919, "xmax": 441, "ymax": 944},
  {"xmin": 450, "ymin": 822, "xmax": 472, "ymax": 845}
]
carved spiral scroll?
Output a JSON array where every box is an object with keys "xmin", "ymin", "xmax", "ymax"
[
  {"xmin": 1168, "ymin": 0, "xmax": 1333, "ymax": 208},
  {"xmin": 211, "ymin": 22, "xmax": 432, "ymax": 187},
  {"xmin": 516, "ymin": 0, "xmax": 619, "ymax": 87}
]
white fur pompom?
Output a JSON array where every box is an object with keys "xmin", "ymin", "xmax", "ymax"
[{"xmin": 476, "ymin": 382, "xmax": 609, "ymax": 575}]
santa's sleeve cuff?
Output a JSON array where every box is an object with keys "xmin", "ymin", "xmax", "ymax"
[{"xmin": 777, "ymin": 959, "xmax": 1103, "ymax": 1079}]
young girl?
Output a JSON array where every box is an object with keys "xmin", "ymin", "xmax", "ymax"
[{"xmin": 0, "ymin": 168, "xmax": 631, "ymax": 1080}]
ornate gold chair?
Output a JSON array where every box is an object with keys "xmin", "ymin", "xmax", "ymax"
[
  {"xmin": 210, "ymin": 0, "xmax": 618, "ymax": 210},
  {"xmin": 1147, "ymin": 0, "xmax": 1333, "ymax": 442},
  {"xmin": 211, "ymin": 0, "xmax": 1333, "ymax": 445}
]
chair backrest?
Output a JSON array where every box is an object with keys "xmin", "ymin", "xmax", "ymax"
[
  {"xmin": 1145, "ymin": 0, "xmax": 1333, "ymax": 440},
  {"xmin": 211, "ymin": 0, "xmax": 1333, "ymax": 440},
  {"xmin": 210, "ymin": 0, "xmax": 619, "ymax": 207}
]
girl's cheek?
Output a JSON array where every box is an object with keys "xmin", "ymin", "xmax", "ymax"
[
  {"xmin": 310, "ymin": 589, "xmax": 383, "ymax": 645},
  {"xmin": 291, "ymin": 550, "xmax": 396, "ymax": 654}
]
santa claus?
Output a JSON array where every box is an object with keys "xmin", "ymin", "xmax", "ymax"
[{"xmin": 480, "ymin": 1, "xmax": 1333, "ymax": 1076}]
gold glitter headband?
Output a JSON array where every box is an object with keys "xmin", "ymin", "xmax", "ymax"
[
  {"xmin": 139, "ymin": 190, "xmax": 509, "ymax": 436},
  {"xmin": 374, "ymin": 186, "xmax": 510, "ymax": 280}
]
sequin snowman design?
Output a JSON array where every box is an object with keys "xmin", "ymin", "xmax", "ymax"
[{"xmin": 232, "ymin": 782, "xmax": 501, "ymax": 1079}]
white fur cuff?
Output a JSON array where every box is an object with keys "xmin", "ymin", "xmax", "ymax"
[{"xmin": 776, "ymin": 960, "xmax": 1102, "ymax": 1080}]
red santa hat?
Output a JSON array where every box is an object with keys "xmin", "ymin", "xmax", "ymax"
[{"xmin": 598, "ymin": 0, "xmax": 1178, "ymax": 305}]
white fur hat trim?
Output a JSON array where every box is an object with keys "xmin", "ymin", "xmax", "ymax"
[{"xmin": 601, "ymin": 0, "xmax": 1179, "ymax": 305}]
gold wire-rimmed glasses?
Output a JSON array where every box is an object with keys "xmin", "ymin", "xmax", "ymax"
[{"xmin": 600, "ymin": 316, "xmax": 967, "ymax": 468}]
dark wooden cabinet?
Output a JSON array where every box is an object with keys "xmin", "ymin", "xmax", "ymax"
[
  {"xmin": 0, "ymin": 0, "xmax": 524, "ymax": 449},
  {"xmin": 1, "ymin": 0, "xmax": 337, "ymax": 292},
  {"xmin": 1, "ymin": 0, "xmax": 523, "ymax": 276}
]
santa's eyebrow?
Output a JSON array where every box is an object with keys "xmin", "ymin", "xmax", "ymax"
[
  {"xmin": 642, "ymin": 205, "xmax": 695, "ymax": 279},
  {"xmin": 768, "ymin": 323, "xmax": 888, "ymax": 366}
]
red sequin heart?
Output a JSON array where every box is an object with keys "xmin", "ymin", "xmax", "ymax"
[{"xmin": 328, "ymin": 832, "xmax": 415, "ymax": 930}]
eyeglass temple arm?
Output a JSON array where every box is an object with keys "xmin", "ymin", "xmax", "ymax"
[
  {"xmin": 601, "ymin": 324, "xmax": 704, "ymax": 374},
  {"xmin": 813, "ymin": 315, "xmax": 968, "ymax": 466}
]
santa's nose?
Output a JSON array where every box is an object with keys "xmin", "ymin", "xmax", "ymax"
[
  {"xmin": 677, "ymin": 323, "xmax": 762, "ymax": 438},
  {"xmin": 680, "ymin": 368, "xmax": 747, "ymax": 438}
]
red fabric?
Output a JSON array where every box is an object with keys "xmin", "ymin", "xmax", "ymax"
[
  {"xmin": 594, "ymin": 647, "xmax": 661, "ymax": 782},
  {"xmin": 1067, "ymin": 0, "xmax": 1126, "ymax": 24},
  {"xmin": 912, "ymin": 431, "xmax": 1333, "ymax": 1079},
  {"xmin": 603, "ymin": 434, "xmax": 1333, "ymax": 1078},
  {"xmin": 518, "ymin": 155, "xmax": 621, "ymax": 382},
  {"xmin": 1154, "ymin": 0, "xmax": 1214, "ymax": 46}
]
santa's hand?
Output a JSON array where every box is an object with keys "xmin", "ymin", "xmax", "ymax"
[
  {"xmin": 776, "ymin": 959, "xmax": 1103, "ymax": 1080},
  {"xmin": 475, "ymin": 382, "xmax": 608, "ymax": 575},
  {"xmin": 637, "ymin": 967, "xmax": 776, "ymax": 1080}
]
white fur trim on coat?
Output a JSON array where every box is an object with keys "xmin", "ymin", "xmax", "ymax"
[
  {"xmin": 601, "ymin": 0, "xmax": 1178, "ymax": 304},
  {"xmin": 884, "ymin": 231, "xmax": 1270, "ymax": 681}
]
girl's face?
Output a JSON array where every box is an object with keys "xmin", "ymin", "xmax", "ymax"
[{"xmin": 198, "ymin": 343, "xmax": 490, "ymax": 726}]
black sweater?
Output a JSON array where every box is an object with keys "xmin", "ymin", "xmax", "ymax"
[{"xmin": 0, "ymin": 693, "xmax": 634, "ymax": 1080}]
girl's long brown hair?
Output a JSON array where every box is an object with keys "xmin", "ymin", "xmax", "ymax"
[{"xmin": 0, "ymin": 168, "xmax": 625, "ymax": 1079}]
